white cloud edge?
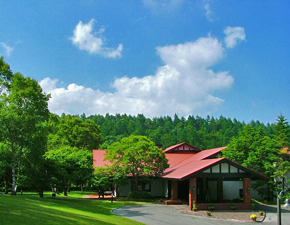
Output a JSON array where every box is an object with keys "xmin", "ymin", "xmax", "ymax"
[
  {"xmin": 224, "ymin": 26, "xmax": 246, "ymax": 49},
  {"xmin": 70, "ymin": 19, "xmax": 123, "ymax": 58},
  {"xmin": 204, "ymin": 2, "xmax": 214, "ymax": 22},
  {"xmin": 0, "ymin": 42, "xmax": 14, "ymax": 57},
  {"xmin": 142, "ymin": 0, "xmax": 185, "ymax": 13}
]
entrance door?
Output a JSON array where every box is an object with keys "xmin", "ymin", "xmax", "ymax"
[{"xmin": 177, "ymin": 179, "xmax": 189, "ymax": 202}]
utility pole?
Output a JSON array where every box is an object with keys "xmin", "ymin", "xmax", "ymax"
[{"xmin": 277, "ymin": 191, "xmax": 284, "ymax": 225}]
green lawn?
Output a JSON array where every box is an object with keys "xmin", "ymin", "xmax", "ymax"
[{"xmin": 0, "ymin": 192, "xmax": 144, "ymax": 225}]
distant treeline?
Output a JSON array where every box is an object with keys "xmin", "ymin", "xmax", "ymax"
[{"xmin": 77, "ymin": 113, "xmax": 275, "ymax": 150}]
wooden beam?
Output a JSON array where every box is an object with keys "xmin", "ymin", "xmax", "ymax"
[
  {"xmin": 171, "ymin": 180, "xmax": 178, "ymax": 200},
  {"xmin": 189, "ymin": 178, "xmax": 196, "ymax": 210}
]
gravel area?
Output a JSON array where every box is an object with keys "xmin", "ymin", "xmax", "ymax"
[{"xmin": 169, "ymin": 204, "xmax": 266, "ymax": 223}]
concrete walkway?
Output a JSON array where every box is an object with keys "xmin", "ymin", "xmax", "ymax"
[{"xmin": 112, "ymin": 204, "xmax": 290, "ymax": 225}]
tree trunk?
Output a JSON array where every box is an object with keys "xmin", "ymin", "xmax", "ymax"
[
  {"xmin": 67, "ymin": 182, "xmax": 71, "ymax": 193},
  {"xmin": 132, "ymin": 176, "xmax": 138, "ymax": 191},
  {"xmin": 64, "ymin": 188, "xmax": 68, "ymax": 196},
  {"xmin": 39, "ymin": 190, "xmax": 44, "ymax": 198},
  {"xmin": 111, "ymin": 184, "xmax": 115, "ymax": 203},
  {"xmin": 4, "ymin": 180, "xmax": 9, "ymax": 194},
  {"xmin": 11, "ymin": 144, "xmax": 17, "ymax": 195},
  {"xmin": 11, "ymin": 165, "xmax": 17, "ymax": 195}
]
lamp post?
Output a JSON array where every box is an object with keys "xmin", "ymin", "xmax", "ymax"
[{"xmin": 278, "ymin": 191, "xmax": 286, "ymax": 225}]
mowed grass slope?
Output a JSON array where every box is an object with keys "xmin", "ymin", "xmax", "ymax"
[{"xmin": 0, "ymin": 193, "xmax": 143, "ymax": 225}]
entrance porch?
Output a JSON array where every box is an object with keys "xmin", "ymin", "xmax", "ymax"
[{"xmin": 166, "ymin": 176, "xmax": 252, "ymax": 210}]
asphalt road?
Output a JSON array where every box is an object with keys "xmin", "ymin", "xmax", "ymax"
[{"xmin": 112, "ymin": 204, "xmax": 290, "ymax": 225}]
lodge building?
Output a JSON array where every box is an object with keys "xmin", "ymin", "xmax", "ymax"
[{"xmin": 93, "ymin": 142, "xmax": 267, "ymax": 210}]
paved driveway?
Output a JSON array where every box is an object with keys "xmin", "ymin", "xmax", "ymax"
[{"xmin": 112, "ymin": 204, "xmax": 290, "ymax": 225}]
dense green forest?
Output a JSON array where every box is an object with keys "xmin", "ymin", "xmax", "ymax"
[{"xmin": 81, "ymin": 113, "xmax": 275, "ymax": 150}]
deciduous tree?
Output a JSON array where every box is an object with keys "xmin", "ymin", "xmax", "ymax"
[
  {"xmin": 45, "ymin": 146, "xmax": 94, "ymax": 195},
  {"xmin": 0, "ymin": 62, "xmax": 50, "ymax": 195},
  {"xmin": 105, "ymin": 135, "xmax": 169, "ymax": 190}
]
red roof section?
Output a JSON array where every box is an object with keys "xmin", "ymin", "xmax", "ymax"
[
  {"xmin": 162, "ymin": 158, "xmax": 224, "ymax": 179},
  {"xmin": 93, "ymin": 150, "xmax": 112, "ymax": 168},
  {"xmin": 191, "ymin": 146, "xmax": 226, "ymax": 160}
]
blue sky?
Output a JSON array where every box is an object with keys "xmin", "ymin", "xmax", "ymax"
[{"xmin": 1, "ymin": 0, "xmax": 289, "ymax": 124}]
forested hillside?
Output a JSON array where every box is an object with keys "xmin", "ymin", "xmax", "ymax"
[{"xmin": 83, "ymin": 113, "xmax": 275, "ymax": 150}]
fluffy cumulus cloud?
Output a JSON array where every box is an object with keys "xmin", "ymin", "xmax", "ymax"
[
  {"xmin": 224, "ymin": 26, "xmax": 246, "ymax": 48},
  {"xmin": 70, "ymin": 19, "xmax": 123, "ymax": 58},
  {"xmin": 40, "ymin": 31, "xmax": 240, "ymax": 118},
  {"xmin": 0, "ymin": 42, "xmax": 14, "ymax": 57}
]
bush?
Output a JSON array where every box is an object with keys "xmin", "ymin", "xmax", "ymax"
[{"xmin": 127, "ymin": 190, "xmax": 154, "ymax": 199}]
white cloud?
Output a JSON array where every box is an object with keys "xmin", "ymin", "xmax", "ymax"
[
  {"xmin": 204, "ymin": 3, "xmax": 214, "ymax": 22},
  {"xmin": 41, "ymin": 33, "xmax": 235, "ymax": 118},
  {"xmin": 224, "ymin": 26, "xmax": 246, "ymax": 48},
  {"xmin": 0, "ymin": 42, "xmax": 14, "ymax": 57},
  {"xmin": 70, "ymin": 19, "xmax": 123, "ymax": 58},
  {"xmin": 143, "ymin": 0, "xmax": 184, "ymax": 12}
]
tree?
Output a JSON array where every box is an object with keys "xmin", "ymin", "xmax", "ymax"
[
  {"xmin": 0, "ymin": 143, "xmax": 12, "ymax": 194},
  {"xmin": 45, "ymin": 146, "xmax": 94, "ymax": 195},
  {"xmin": 275, "ymin": 114, "xmax": 290, "ymax": 152},
  {"xmin": 105, "ymin": 135, "xmax": 169, "ymax": 191},
  {"xmin": 0, "ymin": 56, "xmax": 13, "ymax": 93},
  {"xmin": 222, "ymin": 125, "xmax": 280, "ymax": 199},
  {"xmin": 273, "ymin": 114, "xmax": 290, "ymax": 191},
  {"xmin": 0, "ymin": 67, "xmax": 50, "ymax": 195},
  {"xmin": 93, "ymin": 164, "xmax": 126, "ymax": 199},
  {"xmin": 46, "ymin": 114, "xmax": 101, "ymax": 194},
  {"xmin": 48, "ymin": 114, "xmax": 101, "ymax": 151}
]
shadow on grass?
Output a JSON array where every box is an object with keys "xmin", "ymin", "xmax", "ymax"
[{"xmin": 0, "ymin": 195, "xmax": 141, "ymax": 225}]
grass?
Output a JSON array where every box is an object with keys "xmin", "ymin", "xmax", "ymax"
[{"xmin": 0, "ymin": 192, "xmax": 144, "ymax": 225}]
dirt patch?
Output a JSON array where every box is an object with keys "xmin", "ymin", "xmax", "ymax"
[{"xmin": 169, "ymin": 205, "xmax": 265, "ymax": 223}]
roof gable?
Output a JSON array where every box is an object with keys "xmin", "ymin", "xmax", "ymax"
[{"xmin": 163, "ymin": 142, "xmax": 202, "ymax": 153}]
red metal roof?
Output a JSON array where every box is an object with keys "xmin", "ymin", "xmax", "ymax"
[
  {"xmin": 191, "ymin": 146, "xmax": 226, "ymax": 160},
  {"xmin": 162, "ymin": 158, "xmax": 224, "ymax": 179},
  {"xmin": 93, "ymin": 150, "xmax": 111, "ymax": 168}
]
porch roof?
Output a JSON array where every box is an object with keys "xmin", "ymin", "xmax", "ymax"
[{"xmin": 162, "ymin": 158, "xmax": 224, "ymax": 179}]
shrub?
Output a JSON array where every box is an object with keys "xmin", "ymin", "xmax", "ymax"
[{"xmin": 127, "ymin": 190, "xmax": 154, "ymax": 199}]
